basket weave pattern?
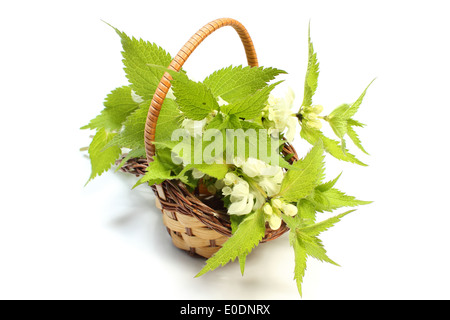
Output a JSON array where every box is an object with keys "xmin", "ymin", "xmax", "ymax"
[{"xmin": 138, "ymin": 18, "xmax": 298, "ymax": 258}]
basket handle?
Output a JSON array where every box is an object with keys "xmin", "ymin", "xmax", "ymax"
[{"xmin": 144, "ymin": 18, "xmax": 259, "ymax": 163}]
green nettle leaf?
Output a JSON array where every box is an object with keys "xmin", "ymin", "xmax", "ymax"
[
  {"xmin": 300, "ymin": 124, "xmax": 367, "ymax": 166},
  {"xmin": 171, "ymin": 76, "xmax": 219, "ymax": 120},
  {"xmin": 146, "ymin": 65, "xmax": 219, "ymax": 121},
  {"xmin": 287, "ymin": 227, "xmax": 307, "ymax": 296},
  {"xmin": 315, "ymin": 172, "xmax": 342, "ymax": 193},
  {"xmin": 108, "ymin": 98, "xmax": 179, "ymax": 150},
  {"xmin": 205, "ymin": 113, "xmax": 243, "ymax": 131},
  {"xmin": 220, "ymin": 81, "xmax": 281, "ymax": 119},
  {"xmin": 312, "ymin": 188, "xmax": 372, "ymax": 213},
  {"xmin": 326, "ymin": 79, "xmax": 375, "ymax": 155},
  {"xmin": 81, "ymin": 86, "xmax": 140, "ymax": 131},
  {"xmin": 283, "ymin": 210, "xmax": 354, "ymax": 296},
  {"xmin": 296, "ymin": 210, "xmax": 355, "ymax": 238},
  {"xmin": 301, "ymin": 173, "xmax": 371, "ymax": 215},
  {"xmin": 230, "ymin": 215, "xmax": 248, "ymax": 275},
  {"xmin": 330, "ymin": 80, "xmax": 374, "ymax": 120},
  {"xmin": 107, "ymin": 101, "xmax": 149, "ymax": 150},
  {"xmin": 132, "ymin": 148, "xmax": 180, "ymax": 188},
  {"xmin": 154, "ymin": 98, "xmax": 184, "ymax": 143},
  {"xmin": 183, "ymin": 163, "xmax": 229, "ymax": 180},
  {"xmin": 203, "ymin": 65, "xmax": 287, "ymax": 103},
  {"xmin": 110, "ymin": 24, "xmax": 172, "ymax": 100},
  {"xmin": 327, "ymin": 111, "xmax": 348, "ymax": 139},
  {"xmin": 297, "ymin": 199, "xmax": 317, "ymax": 224},
  {"xmin": 279, "ymin": 141, "xmax": 325, "ymax": 202},
  {"xmin": 133, "ymin": 155, "xmax": 172, "ymax": 188},
  {"xmin": 298, "ymin": 25, "xmax": 372, "ymax": 163},
  {"xmin": 86, "ymin": 128, "xmax": 122, "ymax": 185},
  {"xmin": 301, "ymin": 24, "xmax": 320, "ymax": 108},
  {"xmin": 346, "ymin": 124, "xmax": 368, "ymax": 155},
  {"xmin": 196, "ymin": 209, "xmax": 266, "ymax": 277}
]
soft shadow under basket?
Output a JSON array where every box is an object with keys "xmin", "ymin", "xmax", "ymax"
[{"xmin": 122, "ymin": 18, "xmax": 299, "ymax": 258}]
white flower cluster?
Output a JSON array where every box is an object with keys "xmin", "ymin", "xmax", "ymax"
[
  {"xmin": 217, "ymin": 157, "xmax": 298, "ymax": 230},
  {"xmin": 264, "ymin": 88, "xmax": 298, "ymax": 143},
  {"xmin": 222, "ymin": 173, "xmax": 255, "ymax": 215},
  {"xmin": 263, "ymin": 199, "xmax": 297, "ymax": 230},
  {"xmin": 300, "ymin": 104, "xmax": 323, "ymax": 129}
]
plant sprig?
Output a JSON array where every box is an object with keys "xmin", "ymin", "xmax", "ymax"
[{"xmin": 81, "ymin": 22, "xmax": 373, "ymax": 297}]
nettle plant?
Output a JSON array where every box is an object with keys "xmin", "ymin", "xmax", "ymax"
[{"xmin": 82, "ymin": 24, "xmax": 373, "ymax": 296}]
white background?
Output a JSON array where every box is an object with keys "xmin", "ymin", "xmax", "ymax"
[{"xmin": 1, "ymin": 0, "xmax": 449, "ymax": 300}]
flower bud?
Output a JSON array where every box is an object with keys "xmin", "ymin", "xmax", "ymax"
[
  {"xmin": 282, "ymin": 203, "xmax": 298, "ymax": 217},
  {"xmin": 263, "ymin": 203, "xmax": 273, "ymax": 215},
  {"xmin": 224, "ymin": 172, "xmax": 239, "ymax": 185},
  {"xmin": 268, "ymin": 214, "xmax": 282, "ymax": 230},
  {"xmin": 312, "ymin": 104, "xmax": 323, "ymax": 114},
  {"xmin": 271, "ymin": 198, "xmax": 283, "ymax": 209},
  {"xmin": 222, "ymin": 186, "xmax": 232, "ymax": 196}
]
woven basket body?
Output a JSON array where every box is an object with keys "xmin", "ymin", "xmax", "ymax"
[{"xmin": 141, "ymin": 18, "xmax": 298, "ymax": 258}]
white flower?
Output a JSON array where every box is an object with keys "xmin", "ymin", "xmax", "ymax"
[
  {"xmin": 228, "ymin": 193, "xmax": 254, "ymax": 215},
  {"xmin": 131, "ymin": 90, "xmax": 144, "ymax": 103},
  {"xmin": 166, "ymin": 88, "xmax": 176, "ymax": 100},
  {"xmin": 261, "ymin": 198, "xmax": 298, "ymax": 230},
  {"xmin": 306, "ymin": 112, "xmax": 318, "ymax": 121},
  {"xmin": 242, "ymin": 157, "xmax": 282, "ymax": 178},
  {"xmin": 222, "ymin": 186, "xmax": 232, "ymax": 196},
  {"xmin": 252, "ymin": 190, "xmax": 266, "ymax": 211},
  {"xmin": 265, "ymin": 87, "xmax": 298, "ymax": 142},
  {"xmin": 285, "ymin": 116, "xmax": 298, "ymax": 143},
  {"xmin": 240, "ymin": 158, "xmax": 284, "ymax": 197},
  {"xmin": 259, "ymin": 177, "xmax": 281, "ymax": 197},
  {"xmin": 227, "ymin": 182, "xmax": 254, "ymax": 216},
  {"xmin": 260, "ymin": 164, "xmax": 280, "ymax": 177},
  {"xmin": 272, "ymin": 169, "xmax": 284, "ymax": 184},
  {"xmin": 301, "ymin": 104, "xmax": 323, "ymax": 130},
  {"xmin": 232, "ymin": 157, "xmax": 245, "ymax": 168},
  {"xmin": 246, "ymin": 158, "xmax": 284, "ymax": 196},
  {"xmin": 224, "ymin": 172, "xmax": 240, "ymax": 186},
  {"xmin": 217, "ymin": 96, "xmax": 228, "ymax": 107},
  {"xmin": 221, "ymin": 175, "xmax": 255, "ymax": 216},
  {"xmin": 181, "ymin": 118, "xmax": 207, "ymax": 137},
  {"xmin": 242, "ymin": 157, "xmax": 267, "ymax": 178},
  {"xmin": 219, "ymin": 158, "xmax": 288, "ymax": 216},
  {"xmin": 262, "ymin": 201, "xmax": 282, "ymax": 230},
  {"xmin": 230, "ymin": 181, "xmax": 250, "ymax": 202}
]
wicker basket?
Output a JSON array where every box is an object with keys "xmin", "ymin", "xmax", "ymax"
[{"xmin": 136, "ymin": 18, "xmax": 299, "ymax": 258}]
